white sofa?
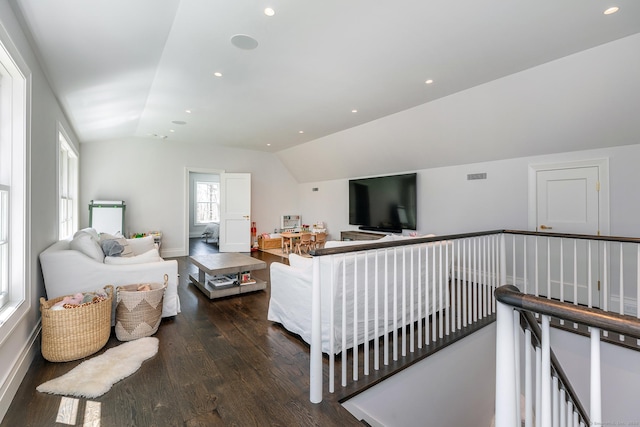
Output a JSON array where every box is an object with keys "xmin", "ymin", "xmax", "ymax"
[
  {"xmin": 268, "ymin": 235, "xmax": 448, "ymax": 354},
  {"xmin": 39, "ymin": 228, "xmax": 180, "ymax": 318}
]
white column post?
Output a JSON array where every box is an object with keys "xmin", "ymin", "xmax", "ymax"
[
  {"xmin": 310, "ymin": 256, "xmax": 323, "ymax": 403},
  {"xmin": 495, "ymin": 300, "xmax": 517, "ymax": 427}
]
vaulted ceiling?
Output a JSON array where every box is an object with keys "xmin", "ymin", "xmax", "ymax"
[{"xmin": 12, "ymin": 1, "xmax": 640, "ymax": 169}]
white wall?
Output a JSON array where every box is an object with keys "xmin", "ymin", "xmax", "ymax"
[
  {"xmin": 80, "ymin": 139, "xmax": 299, "ymax": 256},
  {"xmin": 0, "ymin": 0, "xmax": 80, "ymax": 419},
  {"xmin": 343, "ymin": 323, "xmax": 496, "ymax": 427},
  {"xmin": 298, "ymin": 144, "xmax": 640, "ymax": 240}
]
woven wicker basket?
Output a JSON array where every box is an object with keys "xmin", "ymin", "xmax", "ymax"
[
  {"xmin": 40, "ymin": 285, "xmax": 113, "ymax": 362},
  {"xmin": 115, "ymin": 275, "xmax": 167, "ymax": 341}
]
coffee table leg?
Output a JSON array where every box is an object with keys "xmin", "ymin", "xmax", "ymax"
[{"xmin": 199, "ymin": 269, "xmax": 206, "ymax": 284}]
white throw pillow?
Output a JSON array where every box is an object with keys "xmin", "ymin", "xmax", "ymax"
[
  {"xmin": 104, "ymin": 248, "xmax": 162, "ymax": 265},
  {"xmin": 126, "ymin": 235, "xmax": 156, "ymax": 256},
  {"xmin": 74, "ymin": 227, "xmax": 100, "ymax": 241},
  {"xmin": 70, "ymin": 232, "xmax": 105, "ymax": 262},
  {"xmin": 288, "ymin": 253, "xmax": 313, "ymax": 270}
]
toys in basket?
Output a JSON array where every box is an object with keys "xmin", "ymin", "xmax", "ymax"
[
  {"xmin": 115, "ymin": 274, "xmax": 167, "ymax": 341},
  {"xmin": 40, "ymin": 285, "xmax": 114, "ymax": 362}
]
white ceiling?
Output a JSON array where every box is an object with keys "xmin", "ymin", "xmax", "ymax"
[{"xmin": 12, "ymin": 0, "xmax": 640, "ymax": 155}]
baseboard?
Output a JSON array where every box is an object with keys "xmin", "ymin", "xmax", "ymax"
[
  {"xmin": 0, "ymin": 323, "xmax": 41, "ymax": 422},
  {"xmin": 161, "ymin": 247, "xmax": 187, "ymax": 258}
]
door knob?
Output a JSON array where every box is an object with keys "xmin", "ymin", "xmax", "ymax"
[{"xmin": 539, "ymin": 225, "xmax": 553, "ymax": 230}]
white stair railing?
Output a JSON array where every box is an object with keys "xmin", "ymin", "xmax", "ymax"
[
  {"xmin": 495, "ymin": 285, "xmax": 640, "ymax": 427},
  {"xmin": 309, "ymin": 231, "xmax": 503, "ymax": 403}
]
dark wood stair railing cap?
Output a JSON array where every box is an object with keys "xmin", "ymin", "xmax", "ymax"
[{"xmin": 495, "ymin": 285, "xmax": 640, "ymax": 340}]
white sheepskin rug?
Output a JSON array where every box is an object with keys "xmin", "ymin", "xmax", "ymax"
[{"xmin": 37, "ymin": 337, "xmax": 159, "ymax": 398}]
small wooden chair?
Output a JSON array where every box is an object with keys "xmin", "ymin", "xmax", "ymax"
[
  {"xmin": 295, "ymin": 233, "xmax": 313, "ymax": 255},
  {"xmin": 282, "ymin": 236, "xmax": 292, "ymax": 254},
  {"xmin": 313, "ymin": 232, "xmax": 327, "ymax": 249}
]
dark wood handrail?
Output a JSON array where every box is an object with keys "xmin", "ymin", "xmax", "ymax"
[
  {"xmin": 496, "ymin": 285, "xmax": 640, "ymax": 339},
  {"xmin": 309, "ymin": 229, "xmax": 640, "ymax": 257}
]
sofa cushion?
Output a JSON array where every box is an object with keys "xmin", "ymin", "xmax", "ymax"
[
  {"xmin": 126, "ymin": 236, "xmax": 156, "ymax": 256},
  {"xmin": 70, "ymin": 232, "xmax": 105, "ymax": 262},
  {"xmin": 104, "ymin": 248, "xmax": 162, "ymax": 265}
]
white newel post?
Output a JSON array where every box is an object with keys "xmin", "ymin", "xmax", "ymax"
[
  {"xmin": 310, "ymin": 256, "xmax": 322, "ymax": 403},
  {"xmin": 495, "ymin": 300, "xmax": 517, "ymax": 427}
]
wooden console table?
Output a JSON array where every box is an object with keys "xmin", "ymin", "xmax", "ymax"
[
  {"xmin": 340, "ymin": 230, "xmax": 386, "ymax": 241},
  {"xmin": 189, "ymin": 253, "xmax": 267, "ymax": 299}
]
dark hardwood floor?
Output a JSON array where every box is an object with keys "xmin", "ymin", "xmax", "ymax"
[{"xmin": 2, "ymin": 239, "xmax": 363, "ymax": 427}]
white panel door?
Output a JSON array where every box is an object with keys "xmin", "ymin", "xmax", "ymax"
[
  {"xmin": 537, "ymin": 167, "xmax": 599, "ymax": 235},
  {"xmin": 535, "ymin": 166, "xmax": 600, "ymax": 306},
  {"xmin": 219, "ymin": 173, "xmax": 251, "ymax": 253}
]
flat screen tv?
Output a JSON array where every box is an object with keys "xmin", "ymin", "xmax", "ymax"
[{"xmin": 349, "ymin": 173, "xmax": 417, "ymax": 233}]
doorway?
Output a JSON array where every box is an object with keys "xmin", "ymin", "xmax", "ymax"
[
  {"xmin": 527, "ymin": 158, "xmax": 610, "ymax": 307},
  {"xmin": 186, "ymin": 168, "xmax": 223, "ymax": 256}
]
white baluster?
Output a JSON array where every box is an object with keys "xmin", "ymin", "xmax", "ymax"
[
  {"xmin": 342, "ymin": 255, "xmax": 347, "ymax": 385},
  {"xmin": 401, "ymin": 248, "xmax": 407, "ymax": 357},
  {"xmin": 374, "ymin": 251, "xmax": 380, "ymax": 369},
  {"xmin": 552, "ymin": 376, "xmax": 559, "ymax": 427},
  {"xmin": 457, "ymin": 239, "xmax": 462, "ymax": 329},
  {"xmin": 535, "ymin": 237, "xmax": 540, "ymax": 297},
  {"xmin": 310, "ymin": 255, "xmax": 322, "ymax": 403},
  {"xmin": 417, "ymin": 246, "xmax": 422, "ymax": 349},
  {"xmin": 393, "ymin": 249, "xmax": 398, "ymax": 361},
  {"xmin": 547, "ymin": 237, "xmax": 551, "ymax": 299},
  {"xmin": 364, "ymin": 253, "xmax": 369, "ymax": 375},
  {"xmin": 590, "ymin": 327, "xmax": 602, "ymax": 426},
  {"xmin": 525, "ymin": 328, "xmax": 533, "ymax": 427},
  {"xmin": 514, "ymin": 310, "xmax": 522, "ymax": 425},
  {"xmin": 573, "ymin": 240, "xmax": 578, "ymax": 329},
  {"xmin": 588, "ymin": 241, "xmax": 592, "ymax": 309},
  {"xmin": 536, "ymin": 346, "xmax": 541, "ymax": 427},
  {"xmin": 384, "ymin": 250, "xmax": 389, "ymax": 366},
  {"xmin": 329, "ymin": 257, "xmax": 335, "ymax": 393},
  {"xmin": 560, "ymin": 239, "xmax": 564, "ymax": 302},
  {"xmin": 620, "ymin": 244, "xmax": 625, "ymax": 341},
  {"xmin": 439, "ymin": 242, "xmax": 444, "ymax": 338},
  {"xmin": 353, "ymin": 254, "xmax": 359, "ymax": 380},
  {"xmin": 560, "ymin": 388, "xmax": 566, "ymax": 427},
  {"xmin": 541, "ymin": 315, "xmax": 551, "ymax": 427}
]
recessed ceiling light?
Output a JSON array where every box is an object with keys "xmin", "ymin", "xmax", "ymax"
[
  {"xmin": 169, "ymin": 129, "xmax": 175, "ymax": 133},
  {"xmin": 299, "ymin": 130, "xmax": 304, "ymax": 134},
  {"xmin": 351, "ymin": 109, "xmax": 358, "ymax": 113},
  {"xmin": 172, "ymin": 120, "xmax": 187, "ymax": 125},
  {"xmin": 425, "ymin": 79, "xmax": 434, "ymax": 84},
  {"xmin": 604, "ymin": 6, "xmax": 619, "ymax": 15},
  {"xmin": 185, "ymin": 109, "xmax": 192, "ymax": 114},
  {"xmin": 267, "ymin": 143, "xmax": 271, "ymax": 146},
  {"xmin": 213, "ymin": 72, "xmax": 222, "ymax": 77},
  {"xmin": 264, "ymin": 8, "xmax": 275, "ymax": 17}
]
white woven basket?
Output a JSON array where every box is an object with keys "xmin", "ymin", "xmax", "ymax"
[{"xmin": 115, "ymin": 274, "xmax": 167, "ymax": 341}]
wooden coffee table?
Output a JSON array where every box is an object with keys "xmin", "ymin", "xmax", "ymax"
[{"xmin": 188, "ymin": 253, "xmax": 267, "ymax": 299}]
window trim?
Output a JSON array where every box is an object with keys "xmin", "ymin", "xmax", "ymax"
[
  {"xmin": 57, "ymin": 124, "xmax": 78, "ymax": 240},
  {"xmin": 0, "ymin": 24, "xmax": 32, "ymax": 339}
]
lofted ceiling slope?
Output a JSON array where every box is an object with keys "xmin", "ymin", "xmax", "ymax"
[{"xmin": 11, "ymin": 0, "xmax": 640, "ymax": 180}]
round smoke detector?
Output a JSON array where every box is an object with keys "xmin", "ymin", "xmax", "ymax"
[{"xmin": 230, "ymin": 34, "xmax": 259, "ymax": 50}]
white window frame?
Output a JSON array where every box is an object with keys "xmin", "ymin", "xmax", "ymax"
[
  {"xmin": 195, "ymin": 181, "xmax": 220, "ymax": 225},
  {"xmin": 0, "ymin": 25, "xmax": 31, "ymax": 333},
  {"xmin": 58, "ymin": 126, "xmax": 78, "ymax": 240}
]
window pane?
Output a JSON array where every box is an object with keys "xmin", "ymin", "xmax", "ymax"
[{"xmin": 195, "ymin": 181, "xmax": 220, "ymax": 224}]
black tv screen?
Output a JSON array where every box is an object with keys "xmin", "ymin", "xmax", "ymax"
[{"xmin": 349, "ymin": 173, "xmax": 417, "ymax": 233}]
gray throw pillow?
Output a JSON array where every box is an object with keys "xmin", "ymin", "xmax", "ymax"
[{"xmin": 100, "ymin": 239, "xmax": 124, "ymax": 257}]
